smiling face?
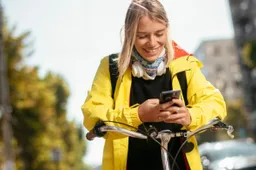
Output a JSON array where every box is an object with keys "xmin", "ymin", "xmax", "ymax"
[{"xmin": 134, "ymin": 15, "xmax": 168, "ymax": 62}]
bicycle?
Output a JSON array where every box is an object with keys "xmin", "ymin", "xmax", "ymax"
[{"xmin": 86, "ymin": 117, "xmax": 234, "ymax": 170}]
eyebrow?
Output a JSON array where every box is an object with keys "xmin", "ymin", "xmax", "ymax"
[{"xmin": 137, "ymin": 28, "xmax": 166, "ymax": 34}]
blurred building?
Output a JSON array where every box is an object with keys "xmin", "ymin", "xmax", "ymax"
[{"xmin": 194, "ymin": 39, "xmax": 242, "ymax": 102}]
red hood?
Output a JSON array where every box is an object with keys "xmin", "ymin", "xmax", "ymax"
[{"xmin": 173, "ymin": 41, "xmax": 192, "ymax": 59}]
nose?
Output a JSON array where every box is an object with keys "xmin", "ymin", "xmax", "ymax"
[{"xmin": 147, "ymin": 35, "xmax": 157, "ymax": 47}]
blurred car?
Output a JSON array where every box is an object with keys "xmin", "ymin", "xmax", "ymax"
[{"xmin": 199, "ymin": 138, "xmax": 256, "ymax": 170}]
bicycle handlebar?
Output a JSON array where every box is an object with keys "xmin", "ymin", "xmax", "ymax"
[
  {"xmin": 86, "ymin": 117, "xmax": 234, "ymax": 141},
  {"xmin": 86, "ymin": 117, "xmax": 234, "ymax": 170}
]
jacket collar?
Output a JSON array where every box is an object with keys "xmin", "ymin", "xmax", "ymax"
[{"xmin": 169, "ymin": 55, "xmax": 203, "ymax": 76}]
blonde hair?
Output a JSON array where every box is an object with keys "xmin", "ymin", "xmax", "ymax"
[{"xmin": 118, "ymin": 0, "xmax": 174, "ymax": 77}]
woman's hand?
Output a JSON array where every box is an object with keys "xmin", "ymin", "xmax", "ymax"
[
  {"xmin": 159, "ymin": 99, "xmax": 191, "ymax": 126},
  {"xmin": 138, "ymin": 99, "xmax": 161, "ymax": 122}
]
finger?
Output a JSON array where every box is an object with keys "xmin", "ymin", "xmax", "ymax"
[
  {"xmin": 163, "ymin": 118, "xmax": 180, "ymax": 124},
  {"xmin": 164, "ymin": 117, "xmax": 186, "ymax": 125},
  {"xmin": 149, "ymin": 98, "xmax": 160, "ymax": 105},
  {"xmin": 170, "ymin": 99, "xmax": 184, "ymax": 107},
  {"xmin": 164, "ymin": 111, "xmax": 191, "ymax": 126},
  {"xmin": 159, "ymin": 101, "xmax": 173, "ymax": 110},
  {"xmin": 158, "ymin": 111, "xmax": 170, "ymax": 121},
  {"xmin": 164, "ymin": 106, "xmax": 184, "ymax": 114},
  {"xmin": 164, "ymin": 111, "xmax": 184, "ymax": 121}
]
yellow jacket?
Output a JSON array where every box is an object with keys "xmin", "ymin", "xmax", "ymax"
[{"xmin": 82, "ymin": 55, "xmax": 227, "ymax": 170}]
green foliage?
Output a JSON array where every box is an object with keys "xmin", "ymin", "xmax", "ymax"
[
  {"xmin": 242, "ymin": 41, "xmax": 256, "ymax": 68},
  {"xmin": 0, "ymin": 21, "xmax": 90, "ymax": 169},
  {"xmin": 223, "ymin": 100, "xmax": 248, "ymax": 138}
]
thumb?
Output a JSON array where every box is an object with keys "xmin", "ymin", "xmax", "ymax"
[{"xmin": 148, "ymin": 98, "xmax": 160, "ymax": 105}]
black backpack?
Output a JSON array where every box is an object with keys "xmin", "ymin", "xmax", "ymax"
[{"xmin": 109, "ymin": 54, "xmax": 188, "ymax": 105}]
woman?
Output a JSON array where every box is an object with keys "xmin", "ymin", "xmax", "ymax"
[{"xmin": 82, "ymin": 0, "xmax": 227, "ymax": 170}]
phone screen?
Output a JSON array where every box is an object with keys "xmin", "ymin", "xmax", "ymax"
[{"xmin": 159, "ymin": 90, "xmax": 181, "ymax": 104}]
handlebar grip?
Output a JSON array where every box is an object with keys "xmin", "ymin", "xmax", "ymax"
[
  {"xmin": 86, "ymin": 121, "xmax": 107, "ymax": 141},
  {"xmin": 86, "ymin": 130, "xmax": 97, "ymax": 141}
]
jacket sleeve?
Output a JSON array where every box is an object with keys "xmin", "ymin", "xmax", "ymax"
[
  {"xmin": 186, "ymin": 59, "xmax": 227, "ymax": 131},
  {"xmin": 81, "ymin": 56, "xmax": 142, "ymax": 134}
]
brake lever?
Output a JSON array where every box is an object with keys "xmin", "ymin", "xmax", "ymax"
[
  {"xmin": 213, "ymin": 121, "xmax": 234, "ymax": 139},
  {"xmin": 227, "ymin": 125, "xmax": 234, "ymax": 139}
]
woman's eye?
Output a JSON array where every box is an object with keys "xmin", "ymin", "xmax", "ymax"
[
  {"xmin": 137, "ymin": 35, "xmax": 147, "ymax": 39},
  {"xmin": 156, "ymin": 33, "xmax": 164, "ymax": 37}
]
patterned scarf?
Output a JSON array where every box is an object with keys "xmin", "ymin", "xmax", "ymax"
[{"xmin": 131, "ymin": 48, "xmax": 166, "ymax": 80}]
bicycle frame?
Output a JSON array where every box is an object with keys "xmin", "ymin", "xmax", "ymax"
[{"xmin": 86, "ymin": 118, "xmax": 234, "ymax": 170}]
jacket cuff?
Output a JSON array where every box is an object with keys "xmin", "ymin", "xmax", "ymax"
[
  {"xmin": 187, "ymin": 107, "xmax": 202, "ymax": 130},
  {"xmin": 129, "ymin": 106, "xmax": 143, "ymax": 128}
]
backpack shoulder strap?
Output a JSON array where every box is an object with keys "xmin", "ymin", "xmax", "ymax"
[
  {"xmin": 109, "ymin": 53, "xmax": 119, "ymax": 98},
  {"xmin": 176, "ymin": 71, "xmax": 188, "ymax": 106}
]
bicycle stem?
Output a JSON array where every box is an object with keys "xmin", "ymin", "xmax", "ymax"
[{"xmin": 158, "ymin": 130, "xmax": 172, "ymax": 170}]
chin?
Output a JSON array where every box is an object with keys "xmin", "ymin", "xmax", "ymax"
[
  {"xmin": 142, "ymin": 52, "xmax": 161, "ymax": 62},
  {"xmin": 144, "ymin": 56, "xmax": 158, "ymax": 62}
]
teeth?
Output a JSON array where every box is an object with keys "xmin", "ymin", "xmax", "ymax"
[{"xmin": 147, "ymin": 49, "xmax": 156, "ymax": 53}]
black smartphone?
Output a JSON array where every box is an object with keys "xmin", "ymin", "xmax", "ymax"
[{"xmin": 159, "ymin": 90, "xmax": 181, "ymax": 104}]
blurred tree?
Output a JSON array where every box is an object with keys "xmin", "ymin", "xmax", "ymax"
[
  {"xmin": 229, "ymin": 0, "xmax": 256, "ymax": 140},
  {"xmin": 224, "ymin": 100, "xmax": 248, "ymax": 139},
  {"xmin": 197, "ymin": 99, "xmax": 249, "ymax": 144},
  {"xmin": 0, "ymin": 21, "xmax": 91, "ymax": 170}
]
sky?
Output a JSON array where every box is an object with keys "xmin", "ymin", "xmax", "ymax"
[{"xmin": 2, "ymin": 0, "xmax": 234, "ymax": 167}]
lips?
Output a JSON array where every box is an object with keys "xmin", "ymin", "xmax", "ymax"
[{"xmin": 144, "ymin": 47, "xmax": 159, "ymax": 56}]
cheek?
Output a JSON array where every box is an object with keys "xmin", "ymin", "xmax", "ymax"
[
  {"xmin": 134, "ymin": 40, "xmax": 146, "ymax": 50},
  {"xmin": 159, "ymin": 35, "xmax": 168, "ymax": 45}
]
